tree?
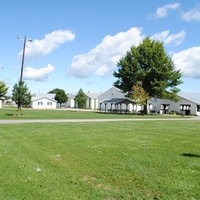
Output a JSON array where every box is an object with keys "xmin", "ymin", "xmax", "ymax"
[
  {"xmin": 75, "ymin": 88, "xmax": 87, "ymax": 109},
  {"xmin": 0, "ymin": 81, "xmax": 8, "ymax": 98},
  {"xmin": 48, "ymin": 88, "xmax": 68, "ymax": 107},
  {"xmin": 12, "ymin": 81, "xmax": 32, "ymax": 111},
  {"xmin": 130, "ymin": 83, "xmax": 149, "ymax": 114},
  {"xmin": 113, "ymin": 37, "xmax": 182, "ymax": 114}
]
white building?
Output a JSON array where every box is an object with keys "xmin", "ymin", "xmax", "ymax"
[
  {"xmin": 30, "ymin": 93, "xmax": 57, "ymax": 109},
  {"xmin": 149, "ymin": 92, "xmax": 200, "ymax": 116},
  {"xmin": 66, "ymin": 94, "xmax": 76, "ymax": 108},
  {"xmin": 98, "ymin": 87, "xmax": 125, "ymax": 101},
  {"xmin": 66, "ymin": 92, "xmax": 101, "ymax": 110},
  {"xmin": 98, "ymin": 87, "xmax": 200, "ymax": 116},
  {"xmin": 85, "ymin": 92, "xmax": 101, "ymax": 110},
  {"xmin": 0, "ymin": 97, "xmax": 4, "ymax": 108},
  {"xmin": 98, "ymin": 87, "xmax": 135, "ymax": 112}
]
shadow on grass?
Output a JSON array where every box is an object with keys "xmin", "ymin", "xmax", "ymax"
[
  {"xmin": 5, "ymin": 113, "xmax": 23, "ymax": 117},
  {"xmin": 97, "ymin": 112, "xmax": 133, "ymax": 115},
  {"xmin": 5, "ymin": 114, "xmax": 15, "ymax": 116},
  {"xmin": 181, "ymin": 153, "xmax": 200, "ymax": 158}
]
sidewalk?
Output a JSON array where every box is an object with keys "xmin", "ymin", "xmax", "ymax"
[{"xmin": 0, "ymin": 117, "xmax": 199, "ymax": 124}]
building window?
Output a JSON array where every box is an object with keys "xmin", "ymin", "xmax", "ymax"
[
  {"xmin": 197, "ymin": 105, "xmax": 200, "ymax": 112},
  {"xmin": 180, "ymin": 104, "xmax": 191, "ymax": 111},
  {"xmin": 47, "ymin": 102, "xmax": 52, "ymax": 106},
  {"xmin": 38, "ymin": 102, "xmax": 43, "ymax": 105}
]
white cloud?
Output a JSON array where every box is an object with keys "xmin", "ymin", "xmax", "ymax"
[
  {"xmin": 172, "ymin": 47, "xmax": 200, "ymax": 78},
  {"xmin": 19, "ymin": 30, "xmax": 75, "ymax": 61},
  {"xmin": 151, "ymin": 30, "xmax": 186, "ymax": 46},
  {"xmin": 68, "ymin": 27, "xmax": 145, "ymax": 78},
  {"xmin": 181, "ymin": 8, "xmax": 200, "ymax": 22},
  {"xmin": 23, "ymin": 64, "xmax": 55, "ymax": 81},
  {"xmin": 154, "ymin": 3, "xmax": 181, "ymax": 19}
]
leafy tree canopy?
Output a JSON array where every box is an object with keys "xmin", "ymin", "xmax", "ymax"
[
  {"xmin": 75, "ymin": 88, "xmax": 87, "ymax": 109},
  {"xmin": 113, "ymin": 37, "xmax": 182, "ymax": 102},
  {"xmin": 0, "ymin": 81, "xmax": 9, "ymax": 98},
  {"xmin": 48, "ymin": 88, "xmax": 68, "ymax": 107},
  {"xmin": 12, "ymin": 81, "xmax": 32, "ymax": 111}
]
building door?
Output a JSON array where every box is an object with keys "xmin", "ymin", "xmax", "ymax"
[
  {"xmin": 180, "ymin": 104, "xmax": 191, "ymax": 115},
  {"xmin": 160, "ymin": 104, "xmax": 170, "ymax": 114}
]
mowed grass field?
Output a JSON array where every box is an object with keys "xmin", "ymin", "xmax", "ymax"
[
  {"xmin": 0, "ymin": 108, "xmax": 199, "ymax": 199},
  {"xmin": 0, "ymin": 107, "xmax": 189, "ymax": 120}
]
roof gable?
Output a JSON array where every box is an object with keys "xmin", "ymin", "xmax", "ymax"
[
  {"xmin": 32, "ymin": 93, "xmax": 56, "ymax": 99},
  {"xmin": 98, "ymin": 87, "xmax": 125, "ymax": 99},
  {"xmin": 85, "ymin": 93, "xmax": 101, "ymax": 99},
  {"xmin": 31, "ymin": 96, "xmax": 57, "ymax": 102}
]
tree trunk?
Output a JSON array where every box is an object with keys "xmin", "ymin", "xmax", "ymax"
[
  {"xmin": 143, "ymin": 99, "xmax": 148, "ymax": 114},
  {"xmin": 135, "ymin": 104, "xmax": 138, "ymax": 115}
]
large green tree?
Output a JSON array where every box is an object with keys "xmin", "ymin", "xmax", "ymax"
[
  {"xmin": 12, "ymin": 81, "xmax": 32, "ymax": 111},
  {"xmin": 0, "ymin": 81, "xmax": 8, "ymax": 98},
  {"xmin": 48, "ymin": 88, "xmax": 68, "ymax": 107},
  {"xmin": 75, "ymin": 88, "xmax": 87, "ymax": 109},
  {"xmin": 113, "ymin": 37, "xmax": 182, "ymax": 113}
]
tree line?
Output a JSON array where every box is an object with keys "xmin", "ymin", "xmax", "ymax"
[
  {"xmin": 48, "ymin": 88, "xmax": 87, "ymax": 108},
  {"xmin": 0, "ymin": 81, "xmax": 88, "ymax": 110}
]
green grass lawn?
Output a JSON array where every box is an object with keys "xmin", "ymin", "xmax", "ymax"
[
  {"xmin": 0, "ymin": 120, "xmax": 199, "ymax": 199},
  {"xmin": 0, "ymin": 107, "xmax": 188, "ymax": 120}
]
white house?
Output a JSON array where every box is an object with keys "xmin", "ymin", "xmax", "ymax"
[
  {"xmin": 85, "ymin": 92, "xmax": 101, "ymax": 110},
  {"xmin": 30, "ymin": 93, "xmax": 57, "ymax": 109}
]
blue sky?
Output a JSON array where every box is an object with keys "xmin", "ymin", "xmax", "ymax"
[{"xmin": 0, "ymin": 0, "xmax": 200, "ymax": 95}]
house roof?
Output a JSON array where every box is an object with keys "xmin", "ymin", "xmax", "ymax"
[
  {"xmin": 31, "ymin": 93, "xmax": 57, "ymax": 102},
  {"xmin": 67, "ymin": 94, "xmax": 76, "ymax": 98},
  {"xmin": 100, "ymin": 98, "xmax": 133, "ymax": 104},
  {"xmin": 32, "ymin": 93, "xmax": 56, "ymax": 99},
  {"xmin": 31, "ymin": 96, "xmax": 57, "ymax": 102},
  {"xmin": 178, "ymin": 92, "xmax": 200, "ymax": 104},
  {"xmin": 85, "ymin": 92, "xmax": 101, "ymax": 99}
]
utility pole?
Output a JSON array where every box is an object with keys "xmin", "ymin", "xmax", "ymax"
[
  {"xmin": 20, "ymin": 36, "xmax": 26, "ymax": 82},
  {"xmin": 17, "ymin": 36, "xmax": 32, "ymax": 82},
  {"xmin": 17, "ymin": 35, "xmax": 32, "ymax": 111}
]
